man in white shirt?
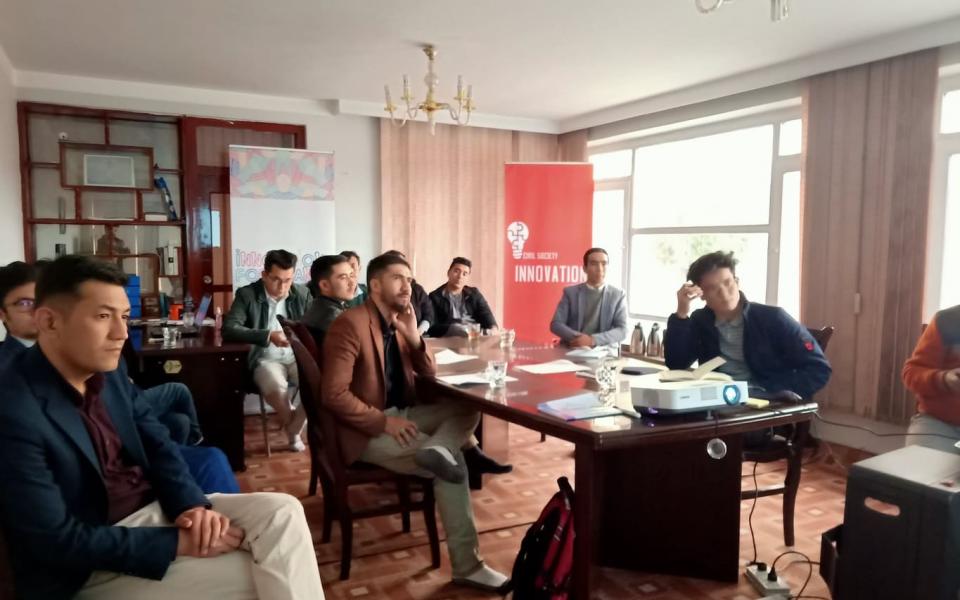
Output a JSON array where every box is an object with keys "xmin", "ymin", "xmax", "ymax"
[
  {"xmin": 550, "ymin": 248, "xmax": 628, "ymax": 348},
  {"xmin": 223, "ymin": 250, "xmax": 312, "ymax": 452}
]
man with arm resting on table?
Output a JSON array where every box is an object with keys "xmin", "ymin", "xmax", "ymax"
[
  {"xmin": 663, "ymin": 251, "xmax": 831, "ymax": 399},
  {"xmin": 428, "ymin": 257, "xmax": 498, "ymax": 338},
  {"xmin": 550, "ymin": 247, "xmax": 627, "ymax": 348}
]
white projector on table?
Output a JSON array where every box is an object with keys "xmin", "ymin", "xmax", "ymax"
[{"xmin": 630, "ymin": 373, "xmax": 748, "ymax": 413}]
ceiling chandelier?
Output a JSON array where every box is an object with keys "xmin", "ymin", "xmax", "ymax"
[
  {"xmin": 383, "ymin": 45, "xmax": 475, "ymax": 135},
  {"xmin": 695, "ymin": 0, "xmax": 790, "ymax": 22}
]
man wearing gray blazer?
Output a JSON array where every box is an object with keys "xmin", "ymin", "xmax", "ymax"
[{"xmin": 550, "ymin": 248, "xmax": 628, "ymax": 347}]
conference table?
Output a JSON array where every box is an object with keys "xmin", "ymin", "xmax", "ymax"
[{"xmin": 420, "ymin": 336, "xmax": 817, "ymax": 599}]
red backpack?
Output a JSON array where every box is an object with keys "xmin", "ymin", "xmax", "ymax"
[{"xmin": 506, "ymin": 477, "xmax": 576, "ymax": 599}]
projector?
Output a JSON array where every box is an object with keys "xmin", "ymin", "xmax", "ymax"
[{"xmin": 629, "ymin": 373, "xmax": 748, "ymax": 413}]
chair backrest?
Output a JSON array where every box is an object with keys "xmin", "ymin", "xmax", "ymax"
[
  {"xmin": 807, "ymin": 326, "xmax": 835, "ymax": 352},
  {"xmin": 289, "ymin": 320, "xmax": 321, "ymax": 363},
  {"xmin": 288, "ymin": 332, "xmax": 350, "ymax": 476}
]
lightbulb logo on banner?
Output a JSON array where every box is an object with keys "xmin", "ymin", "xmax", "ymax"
[{"xmin": 503, "ymin": 163, "xmax": 594, "ymax": 344}]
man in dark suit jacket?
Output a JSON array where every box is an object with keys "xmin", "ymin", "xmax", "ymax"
[
  {"xmin": 0, "ymin": 255, "xmax": 323, "ymax": 600},
  {"xmin": 223, "ymin": 249, "xmax": 312, "ymax": 452},
  {"xmin": 427, "ymin": 257, "xmax": 498, "ymax": 338},
  {"xmin": 322, "ymin": 253, "xmax": 509, "ymax": 592}
]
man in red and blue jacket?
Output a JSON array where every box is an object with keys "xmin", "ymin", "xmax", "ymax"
[{"xmin": 664, "ymin": 251, "xmax": 831, "ymax": 400}]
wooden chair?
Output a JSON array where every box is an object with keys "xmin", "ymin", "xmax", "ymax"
[
  {"xmin": 287, "ymin": 330, "xmax": 441, "ymax": 580},
  {"xmin": 740, "ymin": 325, "xmax": 835, "ymax": 547}
]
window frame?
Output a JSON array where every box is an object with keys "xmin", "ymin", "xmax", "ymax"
[
  {"xmin": 589, "ymin": 106, "xmax": 803, "ymax": 322},
  {"xmin": 925, "ymin": 73, "xmax": 960, "ymax": 320}
]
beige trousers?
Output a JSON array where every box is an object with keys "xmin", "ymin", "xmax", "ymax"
[
  {"xmin": 254, "ymin": 360, "xmax": 306, "ymax": 438},
  {"xmin": 359, "ymin": 400, "xmax": 483, "ymax": 577},
  {"xmin": 77, "ymin": 492, "xmax": 324, "ymax": 600}
]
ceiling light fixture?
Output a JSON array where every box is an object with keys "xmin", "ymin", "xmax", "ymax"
[
  {"xmin": 383, "ymin": 45, "xmax": 475, "ymax": 135},
  {"xmin": 695, "ymin": 0, "xmax": 790, "ymax": 22}
]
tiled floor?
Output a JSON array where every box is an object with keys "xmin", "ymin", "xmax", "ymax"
[{"xmin": 237, "ymin": 418, "xmax": 845, "ymax": 599}]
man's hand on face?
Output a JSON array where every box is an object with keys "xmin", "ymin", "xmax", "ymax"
[
  {"xmin": 675, "ymin": 283, "xmax": 703, "ymax": 319},
  {"xmin": 392, "ymin": 304, "xmax": 420, "ymax": 346}
]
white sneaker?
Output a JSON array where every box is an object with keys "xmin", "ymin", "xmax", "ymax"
[
  {"xmin": 452, "ymin": 564, "xmax": 510, "ymax": 593},
  {"xmin": 288, "ymin": 436, "xmax": 306, "ymax": 452}
]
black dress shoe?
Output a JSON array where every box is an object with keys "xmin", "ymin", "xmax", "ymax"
[{"xmin": 463, "ymin": 446, "xmax": 513, "ymax": 475}]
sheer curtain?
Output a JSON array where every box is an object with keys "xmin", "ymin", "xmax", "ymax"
[
  {"xmin": 802, "ymin": 49, "xmax": 939, "ymax": 422},
  {"xmin": 380, "ymin": 121, "xmax": 587, "ymax": 321}
]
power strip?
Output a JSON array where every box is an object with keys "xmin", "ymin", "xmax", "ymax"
[{"xmin": 745, "ymin": 564, "xmax": 791, "ymax": 596}]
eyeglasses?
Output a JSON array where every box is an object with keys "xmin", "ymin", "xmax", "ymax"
[{"xmin": 4, "ymin": 298, "xmax": 35, "ymax": 311}]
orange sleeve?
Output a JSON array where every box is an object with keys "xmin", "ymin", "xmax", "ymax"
[{"xmin": 902, "ymin": 318, "xmax": 949, "ymax": 397}]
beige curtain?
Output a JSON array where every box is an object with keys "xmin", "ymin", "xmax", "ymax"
[
  {"xmin": 801, "ymin": 49, "xmax": 939, "ymax": 423},
  {"xmin": 380, "ymin": 122, "xmax": 587, "ymax": 321}
]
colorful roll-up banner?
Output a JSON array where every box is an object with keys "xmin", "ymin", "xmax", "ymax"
[
  {"xmin": 503, "ymin": 163, "xmax": 594, "ymax": 344},
  {"xmin": 229, "ymin": 145, "xmax": 336, "ymax": 289}
]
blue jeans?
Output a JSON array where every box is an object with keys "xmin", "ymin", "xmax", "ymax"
[
  {"xmin": 142, "ymin": 382, "xmax": 203, "ymax": 445},
  {"xmin": 906, "ymin": 413, "xmax": 960, "ymax": 455},
  {"xmin": 178, "ymin": 445, "xmax": 240, "ymax": 494}
]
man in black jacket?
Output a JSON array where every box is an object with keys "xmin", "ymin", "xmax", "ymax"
[
  {"xmin": 428, "ymin": 257, "xmax": 498, "ymax": 338},
  {"xmin": 302, "ymin": 254, "xmax": 356, "ymax": 349}
]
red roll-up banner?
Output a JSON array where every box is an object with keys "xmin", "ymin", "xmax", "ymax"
[{"xmin": 503, "ymin": 163, "xmax": 594, "ymax": 344}]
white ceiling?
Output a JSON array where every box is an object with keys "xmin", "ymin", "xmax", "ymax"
[{"xmin": 2, "ymin": 0, "xmax": 960, "ymax": 131}]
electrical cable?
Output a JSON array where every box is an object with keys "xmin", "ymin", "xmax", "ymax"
[
  {"xmin": 746, "ymin": 460, "xmax": 760, "ymax": 566},
  {"xmin": 814, "ymin": 411, "xmax": 959, "ymax": 441}
]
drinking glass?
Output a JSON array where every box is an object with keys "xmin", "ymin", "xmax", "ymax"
[
  {"xmin": 499, "ymin": 328, "xmax": 516, "ymax": 349},
  {"xmin": 466, "ymin": 323, "xmax": 481, "ymax": 342},
  {"xmin": 485, "ymin": 360, "xmax": 508, "ymax": 388}
]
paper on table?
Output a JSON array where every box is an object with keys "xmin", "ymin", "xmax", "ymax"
[
  {"xmin": 565, "ymin": 346, "xmax": 614, "ymax": 359},
  {"xmin": 515, "ymin": 360, "xmax": 592, "ymax": 374},
  {"xmin": 537, "ymin": 392, "xmax": 622, "ymax": 421},
  {"xmin": 433, "ymin": 348, "xmax": 479, "ymax": 365},
  {"xmin": 436, "ymin": 372, "xmax": 519, "ymax": 386}
]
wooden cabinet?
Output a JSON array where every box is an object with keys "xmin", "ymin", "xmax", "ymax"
[{"xmin": 18, "ymin": 103, "xmax": 187, "ymax": 310}]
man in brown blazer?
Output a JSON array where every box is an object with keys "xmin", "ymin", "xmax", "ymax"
[{"xmin": 322, "ymin": 253, "xmax": 509, "ymax": 592}]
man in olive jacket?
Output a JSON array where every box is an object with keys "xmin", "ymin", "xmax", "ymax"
[{"xmin": 223, "ymin": 250, "xmax": 312, "ymax": 451}]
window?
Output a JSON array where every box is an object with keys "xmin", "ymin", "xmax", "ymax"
[
  {"xmin": 589, "ymin": 109, "xmax": 803, "ymax": 326},
  {"xmin": 927, "ymin": 76, "xmax": 960, "ymax": 317}
]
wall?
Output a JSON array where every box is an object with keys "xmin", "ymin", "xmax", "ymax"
[
  {"xmin": 15, "ymin": 83, "xmax": 381, "ymax": 266},
  {"xmin": 0, "ymin": 44, "xmax": 22, "ymax": 265}
]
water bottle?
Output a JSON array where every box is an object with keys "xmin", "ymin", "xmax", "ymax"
[
  {"xmin": 646, "ymin": 323, "xmax": 662, "ymax": 358},
  {"xmin": 183, "ymin": 292, "xmax": 195, "ymax": 315},
  {"xmin": 630, "ymin": 323, "xmax": 646, "ymax": 355},
  {"xmin": 214, "ymin": 306, "xmax": 223, "ymax": 331}
]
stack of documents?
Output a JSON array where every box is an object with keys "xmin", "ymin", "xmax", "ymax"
[
  {"xmin": 515, "ymin": 360, "xmax": 591, "ymax": 375},
  {"xmin": 437, "ymin": 373, "xmax": 519, "ymax": 386},
  {"xmin": 537, "ymin": 392, "xmax": 623, "ymax": 421}
]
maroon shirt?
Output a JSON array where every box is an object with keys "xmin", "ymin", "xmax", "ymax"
[{"xmin": 72, "ymin": 373, "xmax": 154, "ymax": 524}]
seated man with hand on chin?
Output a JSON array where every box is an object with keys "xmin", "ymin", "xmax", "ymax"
[
  {"xmin": 0, "ymin": 255, "xmax": 323, "ymax": 600},
  {"xmin": 664, "ymin": 250, "xmax": 831, "ymax": 400},
  {"xmin": 322, "ymin": 252, "xmax": 510, "ymax": 592}
]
